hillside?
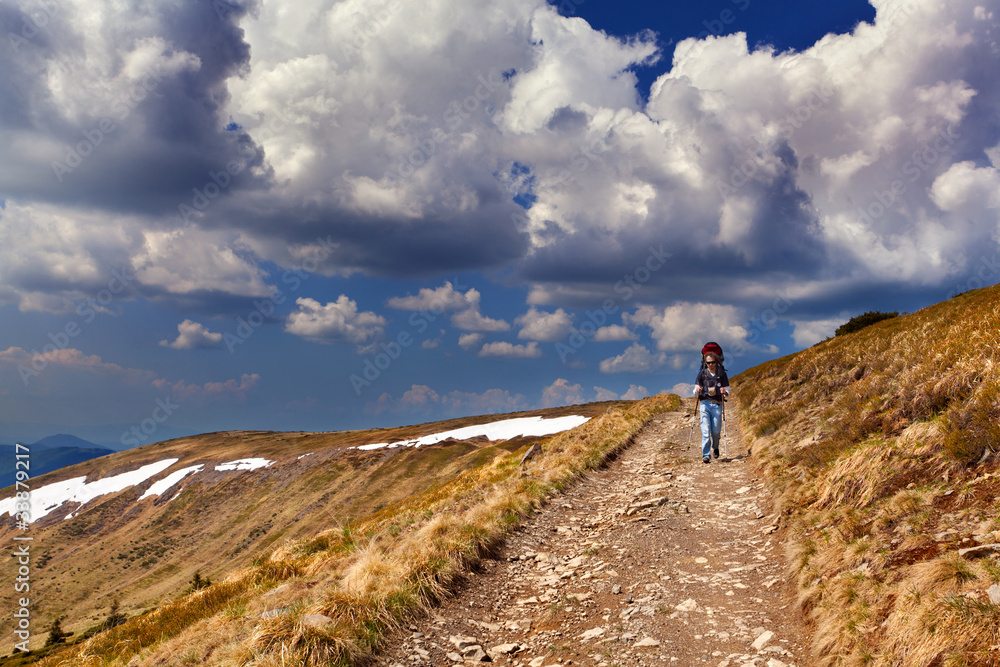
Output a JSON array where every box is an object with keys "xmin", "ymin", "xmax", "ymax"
[
  {"xmin": 735, "ymin": 285, "xmax": 1000, "ymax": 666},
  {"xmin": 0, "ymin": 401, "xmax": 634, "ymax": 662}
]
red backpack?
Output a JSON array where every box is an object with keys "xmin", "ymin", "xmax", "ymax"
[{"xmin": 701, "ymin": 342, "xmax": 724, "ymax": 369}]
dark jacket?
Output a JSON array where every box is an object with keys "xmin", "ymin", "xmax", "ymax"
[{"xmin": 695, "ymin": 366, "xmax": 730, "ymax": 402}]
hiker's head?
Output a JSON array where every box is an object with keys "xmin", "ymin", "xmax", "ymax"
[{"xmin": 705, "ymin": 354, "xmax": 717, "ymax": 366}]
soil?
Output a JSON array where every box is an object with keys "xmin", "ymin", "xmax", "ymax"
[{"xmin": 377, "ymin": 400, "xmax": 811, "ymax": 667}]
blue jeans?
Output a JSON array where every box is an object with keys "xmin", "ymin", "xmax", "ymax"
[{"xmin": 700, "ymin": 400, "xmax": 722, "ymax": 459}]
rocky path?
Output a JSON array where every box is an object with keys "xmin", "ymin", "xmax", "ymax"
[{"xmin": 378, "ymin": 401, "xmax": 810, "ymax": 667}]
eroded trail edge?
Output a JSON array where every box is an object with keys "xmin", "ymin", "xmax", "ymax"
[{"xmin": 379, "ymin": 402, "xmax": 809, "ymax": 667}]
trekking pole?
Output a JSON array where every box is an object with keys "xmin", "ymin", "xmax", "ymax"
[
  {"xmin": 687, "ymin": 397, "xmax": 700, "ymax": 450},
  {"xmin": 722, "ymin": 396, "xmax": 728, "ymax": 460}
]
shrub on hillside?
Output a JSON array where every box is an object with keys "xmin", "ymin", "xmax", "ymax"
[
  {"xmin": 834, "ymin": 310, "xmax": 899, "ymax": 336},
  {"xmin": 187, "ymin": 572, "xmax": 211, "ymax": 593},
  {"xmin": 43, "ymin": 617, "xmax": 71, "ymax": 647}
]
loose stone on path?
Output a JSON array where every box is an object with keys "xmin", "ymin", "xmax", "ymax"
[{"xmin": 378, "ymin": 403, "xmax": 810, "ymax": 666}]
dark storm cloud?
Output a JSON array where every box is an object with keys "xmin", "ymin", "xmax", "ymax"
[{"xmin": 0, "ymin": 0, "xmax": 269, "ymax": 215}]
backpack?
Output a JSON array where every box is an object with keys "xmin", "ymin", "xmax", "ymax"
[
  {"xmin": 701, "ymin": 341, "xmax": 725, "ymax": 371},
  {"xmin": 697, "ymin": 342, "xmax": 727, "ymax": 400}
]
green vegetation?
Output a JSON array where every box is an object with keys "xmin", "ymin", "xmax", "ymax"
[
  {"xmin": 187, "ymin": 572, "xmax": 212, "ymax": 593},
  {"xmin": 737, "ymin": 285, "xmax": 1000, "ymax": 666},
  {"xmin": 42, "ymin": 618, "xmax": 71, "ymax": 648},
  {"xmin": 834, "ymin": 310, "xmax": 899, "ymax": 336}
]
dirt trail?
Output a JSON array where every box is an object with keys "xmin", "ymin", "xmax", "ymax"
[{"xmin": 378, "ymin": 401, "xmax": 810, "ymax": 667}]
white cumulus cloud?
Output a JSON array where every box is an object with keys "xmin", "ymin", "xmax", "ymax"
[
  {"xmin": 387, "ymin": 281, "xmax": 477, "ymax": 312},
  {"xmin": 593, "ymin": 386, "xmax": 619, "ymax": 401},
  {"xmin": 626, "ymin": 303, "xmax": 748, "ymax": 352},
  {"xmin": 599, "ymin": 343, "xmax": 667, "ymax": 373},
  {"xmin": 285, "ymin": 296, "xmax": 387, "ymax": 344},
  {"xmin": 458, "ymin": 332, "xmax": 484, "ymax": 350},
  {"xmin": 160, "ymin": 320, "xmax": 224, "ymax": 350},
  {"xmin": 593, "ymin": 324, "xmax": 638, "ymax": 342},
  {"xmin": 478, "ymin": 341, "xmax": 542, "ymax": 358},
  {"xmin": 541, "ymin": 378, "xmax": 584, "ymax": 407},
  {"xmin": 790, "ymin": 316, "xmax": 849, "ymax": 347},
  {"xmin": 621, "ymin": 384, "xmax": 648, "ymax": 400},
  {"xmin": 516, "ymin": 307, "xmax": 574, "ymax": 341}
]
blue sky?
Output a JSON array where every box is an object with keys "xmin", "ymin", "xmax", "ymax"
[{"xmin": 2, "ymin": 0, "xmax": 999, "ymax": 447}]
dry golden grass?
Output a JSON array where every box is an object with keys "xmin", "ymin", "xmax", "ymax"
[
  {"xmin": 0, "ymin": 402, "xmax": 630, "ymax": 658},
  {"xmin": 736, "ymin": 285, "xmax": 1000, "ymax": 666},
  {"xmin": 27, "ymin": 394, "xmax": 677, "ymax": 666}
]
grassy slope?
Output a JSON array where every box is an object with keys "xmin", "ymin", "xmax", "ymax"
[
  {"xmin": 3, "ymin": 396, "xmax": 678, "ymax": 665},
  {"xmin": 0, "ymin": 403, "xmax": 619, "ymax": 658},
  {"xmin": 736, "ymin": 286, "xmax": 1000, "ymax": 667}
]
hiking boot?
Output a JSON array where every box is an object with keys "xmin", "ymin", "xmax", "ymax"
[
  {"xmin": 713, "ymin": 447, "xmax": 720, "ymax": 459},
  {"xmin": 702, "ymin": 457, "xmax": 710, "ymax": 464}
]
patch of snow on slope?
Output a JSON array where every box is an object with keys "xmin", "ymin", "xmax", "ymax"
[
  {"xmin": 0, "ymin": 458, "xmax": 179, "ymax": 523},
  {"xmin": 215, "ymin": 458, "xmax": 273, "ymax": 471},
  {"xmin": 356, "ymin": 415, "xmax": 591, "ymax": 451},
  {"xmin": 139, "ymin": 465, "xmax": 204, "ymax": 500}
]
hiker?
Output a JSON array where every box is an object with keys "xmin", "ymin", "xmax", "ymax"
[{"xmin": 693, "ymin": 349, "xmax": 730, "ymax": 463}]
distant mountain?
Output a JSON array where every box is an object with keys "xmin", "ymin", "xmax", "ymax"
[
  {"xmin": 0, "ymin": 424, "xmax": 197, "ymax": 450},
  {"xmin": 0, "ymin": 435, "xmax": 113, "ymax": 489},
  {"xmin": 31, "ymin": 433, "xmax": 102, "ymax": 449}
]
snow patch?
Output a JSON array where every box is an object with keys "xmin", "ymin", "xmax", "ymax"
[
  {"xmin": 0, "ymin": 458, "xmax": 179, "ymax": 524},
  {"xmin": 215, "ymin": 458, "xmax": 273, "ymax": 471},
  {"xmin": 356, "ymin": 415, "xmax": 590, "ymax": 451},
  {"xmin": 139, "ymin": 465, "xmax": 204, "ymax": 500}
]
